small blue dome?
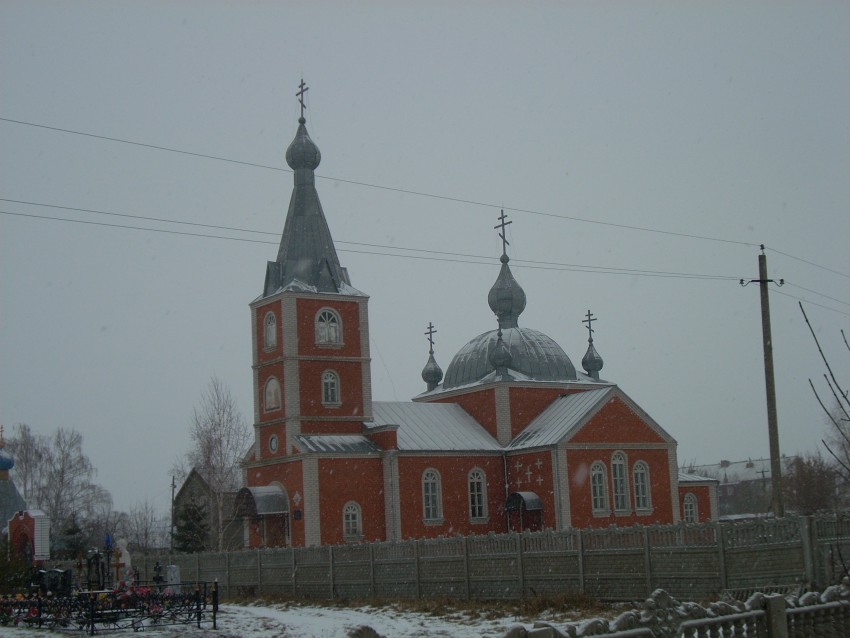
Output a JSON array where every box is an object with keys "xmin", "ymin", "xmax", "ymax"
[{"xmin": 0, "ymin": 449, "xmax": 14, "ymax": 472}]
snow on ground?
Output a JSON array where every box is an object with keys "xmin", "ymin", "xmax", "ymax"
[{"xmin": 0, "ymin": 602, "xmax": 531, "ymax": 637}]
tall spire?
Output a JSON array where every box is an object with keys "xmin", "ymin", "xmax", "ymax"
[
  {"xmin": 487, "ymin": 211, "xmax": 526, "ymax": 329},
  {"xmin": 421, "ymin": 322, "xmax": 444, "ymax": 392},
  {"xmin": 581, "ymin": 309, "xmax": 604, "ymax": 381},
  {"xmin": 263, "ymin": 80, "xmax": 350, "ymax": 296}
]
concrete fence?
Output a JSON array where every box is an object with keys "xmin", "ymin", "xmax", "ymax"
[{"xmin": 132, "ymin": 514, "xmax": 850, "ymax": 602}]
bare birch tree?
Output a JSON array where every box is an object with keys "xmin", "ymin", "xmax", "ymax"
[{"xmin": 182, "ymin": 376, "xmax": 250, "ymax": 551}]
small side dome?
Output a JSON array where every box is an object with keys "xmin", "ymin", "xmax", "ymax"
[
  {"xmin": 489, "ymin": 330, "xmax": 513, "ymax": 371},
  {"xmin": 421, "ymin": 354, "xmax": 444, "ymax": 391},
  {"xmin": 582, "ymin": 342, "xmax": 604, "ymax": 380},
  {"xmin": 285, "ymin": 117, "xmax": 322, "ymax": 170}
]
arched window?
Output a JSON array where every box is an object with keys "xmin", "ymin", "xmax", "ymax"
[
  {"xmin": 468, "ymin": 469, "xmax": 487, "ymax": 520},
  {"xmin": 590, "ymin": 462, "xmax": 609, "ymax": 513},
  {"xmin": 264, "ymin": 377, "xmax": 281, "ymax": 412},
  {"xmin": 611, "ymin": 452, "xmax": 629, "ymax": 512},
  {"xmin": 683, "ymin": 493, "xmax": 698, "ymax": 523},
  {"xmin": 633, "ymin": 461, "xmax": 651, "ymax": 511},
  {"xmin": 263, "ymin": 312, "xmax": 277, "ymax": 350},
  {"xmin": 321, "ymin": 370, "xmax": 340, "ymax": 405},
  {"xmin": 343, "ymin": 501, "xmax": 362, "ymax": 540},
  {"xmin": 422, "ymin": 469, "xmax": 443, "ymax": 522},
  {"xmin": 316, "ymin": 309, "xmax": 341, "ymax": 345}
]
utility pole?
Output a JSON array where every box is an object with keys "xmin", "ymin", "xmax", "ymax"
[
  {"xmin": 740, "ymin": 245, "xmax": 784, "ymax": 517},
  {"xmin": 171, "ymin": 475, "xmax": 176, "ymax": 551}
]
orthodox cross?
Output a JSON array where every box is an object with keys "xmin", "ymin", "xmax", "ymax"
[
  {"xmin": 296, "ymin": 79, "xmax": 309, "ymax": 119},
  {"xmin": 525, "ymin": 466, "xmax": 533, "ymax": 482},
  {"xmin": 494, "ymin": 210, "xmax": 512, "ymax": 255},
  {"xmin": 425, "ymin": 322, "xmax": 437, "ymax": 355},
  {"xmin": 583, "ymin": 310, "xmax": 597, "ymax": 342},
  {"xmin": 111, "ymin": 550, "xmax": 124, "ymax": 584}
]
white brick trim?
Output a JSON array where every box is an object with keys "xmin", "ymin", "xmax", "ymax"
[
  {"xmin": 495, "ymin": 385, "xmax": 512, "ymax": 446},
  {"xmin": 302, "ymin": 455, "xmax": 320, "ymax": 546},
  {"xmin": 554, "ymin": 443, "xmax": 571, "ymax": 529},
  {"xmin": 668, "ymin": 442, "xmax": 681, "ymax": 523},
  {"xmin": 382, "ymin": 451, "xmax": 401, "ymax": 541}
]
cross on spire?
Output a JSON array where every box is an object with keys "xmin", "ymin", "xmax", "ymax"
[
  {"xmin": 425, "ymin": 322, "xmax": 437, "ymax": 354},
  {"xmin": 583, "ymin": 309, "xmax": 597, "ymax": 342},
  {"xmin": 494, "ymin": 210, "xmax": 512, "ymax": 256},
  {"xmin": 296, "ymin": 79, "xmax": 309, "ymax": 119}
]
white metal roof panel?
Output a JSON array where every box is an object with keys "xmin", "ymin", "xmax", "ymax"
[
  {"xmin": 295, "ymin": 435, "xmax": 380, "ymax": 454},
  {"xmin": 507, "ymin": 387, "xmax": 614, "ymax": 450},
  {"xmin": 370, "ymin": 402, "xmax": 501, "ymax": 452}
]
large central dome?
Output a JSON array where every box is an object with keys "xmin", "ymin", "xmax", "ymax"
[{"xmin": 442, "ymin": 326, "xmax": 577, "ymax": 389}]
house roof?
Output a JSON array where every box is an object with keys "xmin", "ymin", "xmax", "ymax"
[
  {"xmin": 679, "ymin": 471, "xmax": 719, "ymax": 484},
  {"xmin": 369, "ymin": 402, "xmax": 502, "ymax": 452},
  {"xmin": 684, "ymin": 458, "xmax": 777, "ymax": 484}
]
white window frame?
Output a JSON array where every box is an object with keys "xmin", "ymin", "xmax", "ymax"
[
  {"xmin": 468, "ymin": 468, "xmax": 487, "ymax": 521},
  {"xmin": 683, "ymin": 493, "xmax": 698, "ymax": 523},
  {"xmin": 590, "ymin": 462, "xmax": 610, "ymax": 515},
  {"xmin": 263, "ymin": 311, "xmax": 277, "ymax": 350},
  {"xmin": 315, "ymin": 308, "xmax": 342, "ymax": 346},
  {"xmin": 343, "ymin": 501, "xmax": 362, "ymax": 541},
  {"xmin": 264, "ymin": 377, "xmax": 281, "ymax": 412},
  {"xmin": 321, "ymin": 370, "xmax": 340, "ymax": 406},
  {"xmin": 633, "ymin": 461, "xmax": 651, "ymax": 512},
  {"xmin": 611, "ymin": 452, "xmax": 630, "ymax": 513},
  {"xmin": 422, "ymin": 469, "xmax": 443, "ymax": 523}
]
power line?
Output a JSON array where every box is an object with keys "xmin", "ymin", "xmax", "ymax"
[
  {"xmin": 1, "ymin": 116, "xmax": 759, "ymax": 248},
  {"xmin": 0, "ymin": 209, "xmax": 742, "ymax": 281},
  {"xmin": 3, "ymin": 116, "xmax": 845, "ymax": 280}
]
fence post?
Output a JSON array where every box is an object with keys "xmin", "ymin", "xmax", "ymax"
[
  {"xmin": 764, "ymin": 594, "xmax": 789, "ymax": 638},
  {"xmin": 329, "ymin": 545, "xmax": 335, "ymax": 599},
  {"xmin": 577, "ymin": 528, "xmax": 585, "ymax": 595},
  {"xmin": 369, "ymin": 544, "xmax": 375, "ymax": 597},
  {"xmin": 516, "ymin": 532, "xmax": 525, "ymax": 598},
  {"xmin": 414, "ymin": 539, "xmax": 421, "ymax": 600},
  {"xmin": 225, "ymin": 551, "xmax": 230, "ymax": 600},
  {"xmin": 463, "ymin": 536, "xmax": 471, "ymax": 600},
  {"xmin": 717, "ymin": 522, "xmax": 728, "ymax": 593},
  {"xmin": 799, "ymin": 516, "xmax": 815, "ymax": 588},
  {"xmin": 643, "ymin": 526, "xmax": 652, "ymax": 596}
]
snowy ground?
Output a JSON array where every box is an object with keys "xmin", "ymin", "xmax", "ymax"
[{"xmin": 0, "ymin": 602, "xmax": 538, "ymax": 637}]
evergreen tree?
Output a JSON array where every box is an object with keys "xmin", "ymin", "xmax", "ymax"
[{"xmin": 173, "ymin": 499, "xmax": 210, "ymax": 553}]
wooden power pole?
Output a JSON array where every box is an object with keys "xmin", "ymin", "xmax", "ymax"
[{"xmin": 741, "ymin": 245, "xmax": 785, "ymax": 517}]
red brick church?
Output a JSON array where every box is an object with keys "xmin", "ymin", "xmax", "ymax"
[{"xmin": 235, "ymin": 90, "xmax": 717, "ymax": 548}]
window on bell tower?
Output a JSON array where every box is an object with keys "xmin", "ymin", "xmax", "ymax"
[
  {"xmin": 316, "ymin": 309, "xmax": 341, "ymax": 345},
  {"xmin": 321, "ymin": 370, "xmax": 340, "ymax": 406},
  {"xmin": 263, "ymin": 312, "xmax": 277, "ymax": 350}
]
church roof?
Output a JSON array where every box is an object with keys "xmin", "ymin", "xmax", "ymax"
[
  {"xmin": 294, "ymin": 435, "xmax": 380, "ymax": 454},
  {"xmin": 263, "ymin": 114, "xmax": 354, "ymax": 298},
  {"xmin": 507, "ymin": 387, "xmax": 614, "ymax": 450},
  {"xmin": 369, "ymin": 402, "xmax": 502, "ymax": 452}
]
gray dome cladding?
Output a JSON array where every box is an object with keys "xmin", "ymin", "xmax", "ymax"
[{"xmin": 442, "ymin": 326, "xmax": 577, "ymax": 389}]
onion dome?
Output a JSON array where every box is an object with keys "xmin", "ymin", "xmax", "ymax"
[
  {"xmin": 582, "ymin": 341, "xmax": 604, "ymax": 381},
  {"xmin": 285, "ymin": 117, "xmax": 321, "ymax": 171},
  {"xmin": 488, "ymin": 253, "xmax": 527, "ymax": 329},
  {"xmin": 421, "ymin": 322, "xmax": 444, "ymax": 391},
  {"xmin": 0, "ymin": 431, "xmax": 13, "ymax": 473},
  {"xmin": 421, "ymin": 354, "xmax": 444, "ymax": 392},
  {"xmin": 489, "ymin": 329, "xmax": 513, "ymax": 378},
  {"xmin": 580, "ymin": 310, "xmax": 604, "ymax": 381},
  {"xmin": 443, "ymin": 327, "xmax": 577, "ymax": 389}
]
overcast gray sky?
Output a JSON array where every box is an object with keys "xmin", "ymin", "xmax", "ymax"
[{"xmin": 2, "ymin": 1, "xmax": 848, "ymax": 517}]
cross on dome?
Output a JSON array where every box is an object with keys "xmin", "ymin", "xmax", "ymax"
[
  {"xmin": 494, "ymin": 209, "xmax": 512, "ymax": 257},
  {"xmin": 425, "ymin": 322, "xmax": 437, "ymax": 354},
  {"xmin": 583, "ymin": 310, "xmax": 597, "ymax": 342},
  {"xmin": 296, "ymin": 78, "xmax": 309, "ymax": 120}
]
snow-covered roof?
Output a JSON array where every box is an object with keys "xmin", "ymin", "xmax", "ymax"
[
  {"xmin": 369, "ymin": 402, "xmax": 501, "ymax": 452},
  {"xmin": 678, "ymin": 471, "xmax": 719, "ymax": 484},
  {"xmin": 294, "ymin": 435, "xmax": 380, "ymax": 454},
  {"xmin": 507, "ymin": 387, "xmax": 614, "ymax": 450},
  {"xmin": 683, "ymin": 458, "xmax": 779, "ymax": 484}
]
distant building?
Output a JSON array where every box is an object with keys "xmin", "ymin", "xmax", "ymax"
[
  {"xmin": 683, "ymin": 458, "xmax": 778, "ymax": 518},
  {"xmin": 235, "ymin": 92, "xmax": 718, "ymax": 548},
  {"xmin": 173, "ymin": 468, "xmax": 242, "ymax": 551}
]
